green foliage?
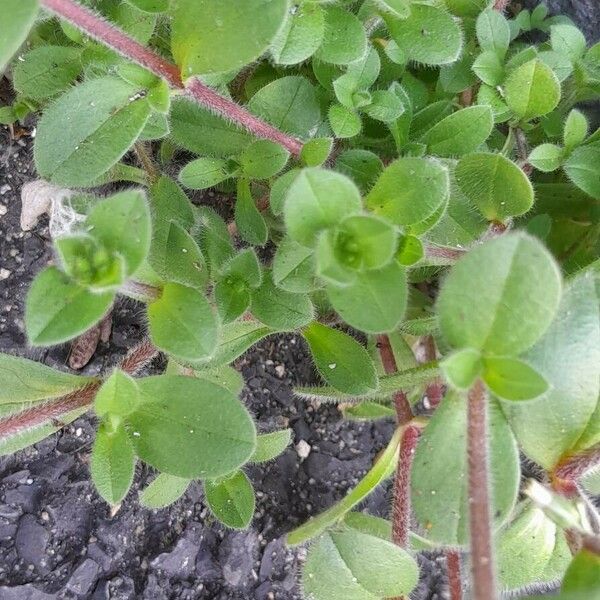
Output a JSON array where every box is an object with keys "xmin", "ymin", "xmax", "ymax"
[
  {"xmin": 303, "ymin": 323, "xmax": 378, "ymax": 395},
  {"xmin": 4, "ymin": 3, "xmax": 600, "ymax": 599},
  {"xmin": 205, "ymin": 470, "xmax": 255, "ymax": 529},
  {"xmin": 1, "ymin": 0, "xmax": 39, "ymax": 72},
  {"xmin": 128, "ymin": 376, "xmax": 256, "ymax": 478},
  {"xmin": 171, "ymin": 0, "xmax": 289, "ymax": 77},
  {"xmin": 411, "ymin": 393, "xmax": 520, "ymax": 545},
  {"xmin": 303, "ymin": 530, "xmax": 418, "ymax": 600}
]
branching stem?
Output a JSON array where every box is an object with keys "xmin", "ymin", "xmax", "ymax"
[
  {"xmin": 0, "ymin": 340, "xmax": 158, "ymax": 439},
  {"xmin": 467, "ymin": 379, "xmax": 498, "ymax": 600},
  {"xmin": 40, "ymin": 0, "xmax": 303, "ymax": 156}
]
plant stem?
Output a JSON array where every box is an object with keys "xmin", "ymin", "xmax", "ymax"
[
  {"xmin": 134, "ymin": 142, "xmax": 160, "ymax": 185},
  {"xmin": 554, "ymin": 443, "xmax": 600, "ymax": 486},
  {"xmin": 446, "ymin": 549, "xmax": 463, "ymax": 600},
  {"xmin": 493, "ymin": 0, "xmax": 511, "ymax": 11},
  {"xmin": 467, "ymin": 379, "xmax": 498, "ymax": 600},
  {"xmin": 377, "ymin": 334, "xmax": 413, "ymax": 424},
  {"xmin": 392, "ymin": 424, "xmax": 421, "ymax": 548},
  {"xmin": 0, "ymin": 339, "xmax": 158, "ymax": 439},
  {"xmin": 40, "ymin": 0, "xmax": 303, "ymax": 156}
]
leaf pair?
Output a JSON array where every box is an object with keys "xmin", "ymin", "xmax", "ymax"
[{"xmin": 26, "ymin": 191, "xmax": 150, "ymax": 346}]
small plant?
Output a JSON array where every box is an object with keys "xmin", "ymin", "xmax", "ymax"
[{"xmin": 1, "ymin": 0, "xmax": 600, "ymax": 598}]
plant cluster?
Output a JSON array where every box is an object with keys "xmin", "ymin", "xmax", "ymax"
[{"xmin": 1, "ymin": 0, "xmax": 600, "ymax": 598}]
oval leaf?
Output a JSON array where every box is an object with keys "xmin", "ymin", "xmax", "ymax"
[{"xmin": 204, "ymin": 470, "xmax": 255, "ymax": 529}]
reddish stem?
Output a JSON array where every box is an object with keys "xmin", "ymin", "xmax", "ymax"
[
  {"xmin": 446, "ymin": 549, "xmax": 463, "ymax": 600},
  {"xmin": 0, "ymin": 339, "xmax": 158, "ymax": 439},
  {"xmin": 554, "ymin": 443, "xmax": 600, "ymax": 484},
  {"xmin": 377, "ymin": 334, "xmax": 413, "ymax": 424},
  {"xmin": 467, "ymin": 380, "xmax": 498, "ymax": 600},
  {"xmin": 40, "ymin": 0, "xmax": 303, "ymax": 156},
  {"xmin": 392, "ymin": 425, "xmax": 421, "ymax": 548},
  {"xmin": 493, "ymin": 0, "xmax": 511, "ymax": 11}
]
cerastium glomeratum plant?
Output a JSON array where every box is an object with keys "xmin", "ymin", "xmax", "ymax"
[{"xmin": 1, "ymin": 0, "xmax": 600, "ymax": 598}]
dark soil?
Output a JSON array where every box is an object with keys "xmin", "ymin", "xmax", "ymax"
[{"xmin": 0, "ymin": 129, "xmax": 446, "ymax": 600}]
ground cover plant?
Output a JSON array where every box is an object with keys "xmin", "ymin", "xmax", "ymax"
[{"xmin": 1, "ymin": 0, "xmax": 600, "ymax": 598}]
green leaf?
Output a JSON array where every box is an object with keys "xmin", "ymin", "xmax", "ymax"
[
  {"xmin": 206, "ymin": 321, "xmax": 276, "ymax": 368},
  {"xmin": 271, "ymin": 2, "xmax": 324, "ymax": 65},
  {"xmin": 326, "ymin": 261, "xmax": 407, "ymax": 334},
  {"xmin": 91, "ymin": 423, "xmax": 135, "ymax": 505},
  {"xmin": 550, "ymin": 24, "xmax": 587, "ymax": 62},
  {"xmin": 363, "ymin": 90, "xmax": 405, "ymax": 123},
  {"xmin": 139, "ymin": 112, "xmax": 169, "ymax": 141},
  {"xmin": 0, "ymin": 353, "xmax": 95, "ymax": 404},
  {"xmin": 374, "ymin": 0, "xmax": 410, "ymax": 18},
  {"xmin": 563, "ymin": 144, "xmax": 600, "ymax": 200},
  {"xmin": 315, "ymin": 6, "xmax": 367, "ymax": 66},
  {"xmin": 205, "ymin": 470, "xmax": 255, "ymax": 529},
  {"xmin": 437, "ymin": 233, "xmax": 562, "ymax": 356},
  {"xmin": 328, "ymin": 104, "xmax": 361, "ymax": 139},
  {"xmin": 179, "ymin": 157, "xmax": 232, "ymax": 190},
  {"xmin": 476, "ymin": 8, "xmax": 510, "ymax": 58},
  {"xmin": 1, "ymin": 0, "xmax": 39, "ymax": 72},
  {"xmin": 337, "ymin": 214, "xmax": 398, "ymax": 271},
  {"xmin": 300, "ymin": 138, "xmax": 333, "ymax": 167},
  {"xmin": 170, "ymin": 98, "xmax": 251, "ymax": 157},
  {"xmin": 94, "ymin": 370, "xmax": 139, "ymax": 419},
  {"xmin": 129, "ymin": 376, "xmax": 256, "ymax": 479},
  {"xmin": 455, "ymin": 152, "xmax": 534, "ymax": 221},
  {"xmin": 248, "ymin": 76, "xmax": 321, "ymax": 138},
  {"xmin": 55, "ymin": 235, "xmax": 125, "ymax": 292},
  {"xmin": 472, "ymin": 50, "xmax": 505, "ymax": 86},
  {"xmin": 500, "ymin": 269, "xmax": 600, "ymax": 469},
  {"xmin": 441, "ymin": 348, "xmax": 483, "ymax": 390},
  {"xmin": 240, "ymin": 139, "xmax": 289, "ymax": 179},
  {"xmin": 193, "ymin": 207, "xmax": 235, "ymax": 273},
  {"xmin": 563, "ymin": 110, "xmax": 588, "ymax": 150},
  {"xmin": 562, "ymin": 550, "xmax": 600, "ymax": 595},
  {"xmin": 529, "ymin": 143, "xmax": 564, "ymax": 172},
  {"xmin": 270, "ymin": 169, "xmax": 300, "ymax": 216},
  {"xmin": 148, "ymin": 283, "xmax": 218, "ymax": 361},
  {"xmin": 504, "ymin": 59, "xmax": 561, "ymax": 120},
  {"xmin": 303, "ymin": 530, "xmax": 418, "ymax": 600},
  {"xmin": 343, "ymin": 401, "xmax": 396, "ymax": 421},
  {"xmin": 251, "ymin": 273, "xmax": 313, "ymax": 330},
  {"xmin": 483, "ymin": 357, "xmax": 549, "ymax": 401},
  {"xmin": 235, "ymin": 179, "xmax": 268, "ymax": 246},
  {"xmin": 366, "ymin": 157, "xmax": 449, "ymax": 226},
  {"xmin": 412, "ymin": 393, "xmax": 520, "ymax": 545},
  {"xmin": 151, "ymin": 221, "xmax": 208, "ymax": 290},
  {"xmin": 272, "ymin": 237, "xmax": 317, "ymax": 293},
  {"xmin": 214, "ymin": 279, "xmax": 250, "ymax": 324},
  {"xmin": 497, "ymin": 502, "xmax": 570, "ymax": 591},
  {"xmin": 34, "ymin": 77, "xmax": 151, "ymax": 187},
  {"xmin": 171, "ymin": 0, "xmax": 289, "ymax": 76},
  {"xmin": 303, "ymin": 322, "xmax": 378, "ymax": 395},
  {"xmin": 335, "ymin": 150, "xmax": 383, "ymax": 193},
  {"xmin": 420, "ymin": 106, "xmax": 494, "ymax": 157},
  {"xmin": 538, "ymin": 50, "xmax": 573, "ymax": 83},
  {"xmin": 251, "ymin": 429, "xmax": 292, "ymax": 463},
  {"xmin": 140, "ymin": 473, "xmax": 191, "ymax": 509},
  {"xmin": 384, "ymin": 5, "xmax": 463, "ymax": 66},
  {"xmin": 26, "ymin": 267, "xmax": 114, "ymax": 346},
  {"xmin": 127, "ymin": 0, "xmax": 169, "ymax": 12},
  {"xmin": 288, "ymin": 428, "xmax": 401, "ymax": 545},
  {"xmin": 284, "ymin": 168, "xmax": 362, "ymax": 247},
  {"xmin": 86, "ymin": 190, "xmax": 151, "ymax": 277},
  {"xmin": 13, "ymin": 46, "xmax": 82, "ymax": 101},
  {"xmin": 396, "ymin": 235, "xmax": 424, "ymax": 266},
  {"xmin": 315, "ymin": 229, "xmax": 358, "ymax": 286}
]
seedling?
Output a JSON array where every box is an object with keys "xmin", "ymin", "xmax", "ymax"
[{"xmin": 1, "ymin": 0, "xmax": 600, "ymax": 598}]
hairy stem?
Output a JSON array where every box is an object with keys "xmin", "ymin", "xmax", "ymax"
[
  {"xmin": 134, "ymin": 142, "xmax": 160, "ymax": 185},
  {"xmin": 392, "ymin": 424, "xmax": 421, "ymax": 548},
  {"xmin": 40, "ymin": 0, "xmax": 303, "ymax": 156},
  {"xmin": 377, "ymin": 334, "xmax": 413, "ymax": 424},
  {"xmin": 554, "ymin": 443, "xmax": 600, "ymax": 486},
  {"xmin": 446, "ymin": 549, "xmax": 463, "ymax": 600},
  {"xmin": 0, "ymin": 339, "xmax": 159, "ymax": 439},
  {"xmin": 467, "ymin": 379, "xmax": 498, "ymax": 600}
]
